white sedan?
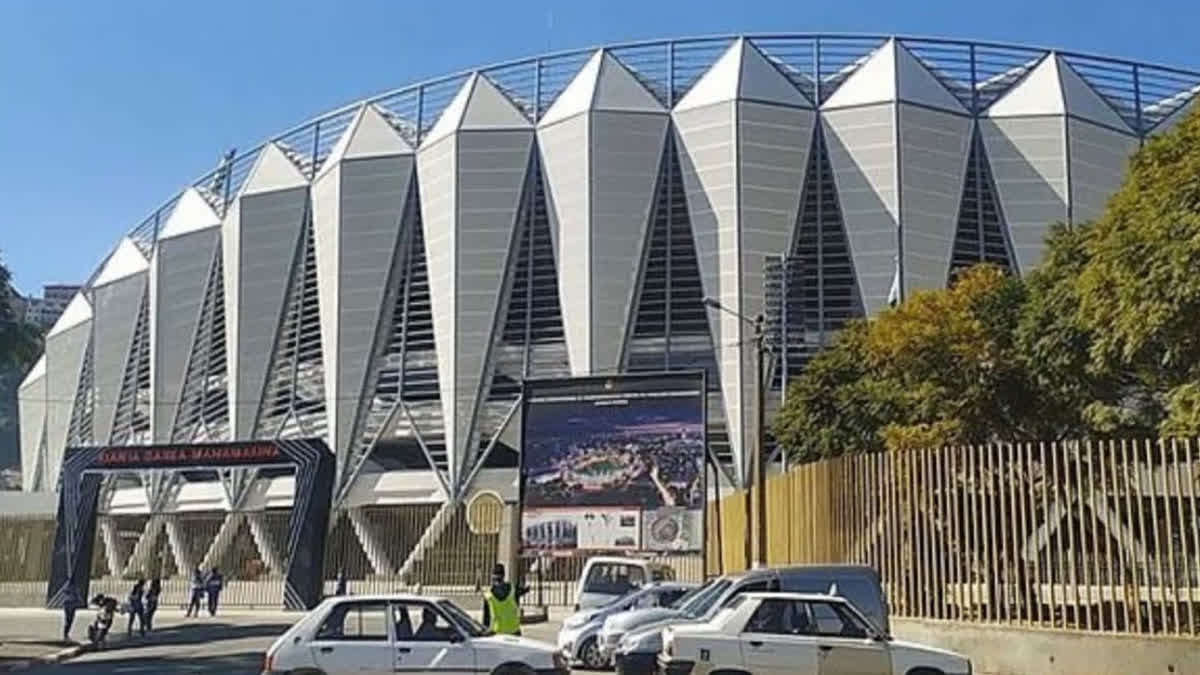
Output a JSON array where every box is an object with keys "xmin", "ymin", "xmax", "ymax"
[
  {"xmin": 262, "ymin": 593, "xmax": 568, "ymax": 675},
  {"xmin": 659, "ymin": 592, "xmax": 970, "ymax": 675}
]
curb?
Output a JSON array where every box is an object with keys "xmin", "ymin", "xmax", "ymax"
[{"xmin": 0, "ymin": 643, "xmax": 91, "ymax": 672}]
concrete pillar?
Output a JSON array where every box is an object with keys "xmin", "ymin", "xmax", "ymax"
[
  {"xmin": 98, "ymin": 517, "xmax": 124, "ymax": 578},
  {"xmin": 199, "ymin": 512, "xmax": 245, "ymax": 572},
  {"xmin": 163, "ymin": 516, "xmax": 194, "ymax": 577},
  {"xmin": 122, "ymin": 515, "xmax": 165, "ymax": 578},
  {"xmin": 348, "ymin": 508, "xmax": 395, "ymax": 577},
  {"xmin": 245, "ymin": 512, "xmax": 283, "ymax": 576}
]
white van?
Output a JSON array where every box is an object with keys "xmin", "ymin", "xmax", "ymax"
[{"xmin": 574, "ymin": 556, "xmax": 675, "ymax": 611}]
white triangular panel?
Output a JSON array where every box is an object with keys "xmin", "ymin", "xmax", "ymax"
[
  {"xmin": 823, "ymin": 40, "xmax": 964, "ymax": 114},
  {"xmin": 1057, "ymin": 57, "xmax": 1133, "ymax": 131},
  {"xmin": 986, "ymin": 55, "xmax": 1065, "ymax": 117},
  {"xmin": 822, "ymin": 105, "xmax": 899, "ymax": 314},
  {"xmin": 593, "ymin": 52, "xmax": 665, "ymax": 114},
  {"xmin": 895, "ymin": 42, "xmax": 967, "ymax": 114},
  {"xmin": 822, "ymin": 40, "xmax": 898, "ymax": 110},
  {"xmin": 418, "ymin": 115, "xmax": 533, "ymax": 486},
  {"xmin": 91, "ymin": 273, "xmax": 147, "ymax": 443},
  {"xmin": 426, "ymin": 74, "xmax": 531, "ymax": 146},
  {"xmin": 240, "ymin": 143, "xmax": 308, "ymax": 196},
  {"xmin": 47, "ymin": 292, "xmax": 93, "ymax": 339},
  {"xmin": 151, "ymin": 225, "xmax": 220, "ymax": 442},
  {"xmin": 18, "ymin": 355, "xmax": 47, "ymax": 491},
  {"xmin": 158, "ymin": 188, "xmax": 221, "ymax": 240},
  {"xmin": 92, "ymin": 238, "xmax": 149, "ymax": 288},
  {"xmin": 540, "ymin": 51, "xmax": 604, "ymax": 126},
  {"xmin": 675, "ymin": 39, "xmax": 810, "ymax": 112},
  {"xmin": 313, "ymin": 121, "xmax": 414, "ymax": 464}
]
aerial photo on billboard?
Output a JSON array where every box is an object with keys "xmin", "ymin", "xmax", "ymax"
[{"xmin": 519, "ymin": 372, "xmax": 706, "ymax": 554}]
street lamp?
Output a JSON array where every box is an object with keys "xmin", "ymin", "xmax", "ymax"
[{"xmin": 703, "ymin": 297, "xmax": 769, "ymax": 569}]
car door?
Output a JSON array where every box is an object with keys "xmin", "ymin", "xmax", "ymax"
[
  {"xmin": 309, "ymin": 600, "xmax": 394, "ymax": 675},
  {"xmin": 804, "ymin": 600, "xmax": 891, "ymax": 675},
  {"xmin": 738, "ymin": 598, "xmax": 821, "ymax": 675},
  {"xmin": 391, "ymin": 602, "xmax": 475, "ymax": 675}
]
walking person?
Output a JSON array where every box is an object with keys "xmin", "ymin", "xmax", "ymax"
[
  {"xmin": 126, "ymin": 579, "xmax": 145, "ymax": 636},
  {"xmin": 481, "ymin": 564, "xmax": 526, "ymax": 636},
  {"xmin": 335, "ymin": 568, "xmax": 348, "ymax": 596},
  {"xmin": 186, "ymin": 568, "xmax": 204, "ymax": 617},
  {"xmin": 61, "ymin": 581, "xmax": 82, "ymax": 643},
  {"xmin": 205, "ymin": 567, "xmax": 224, "ymax": 617},
  {"xmin": 143, "ymin": 579, "xmax": 161, "ymax": 632}
]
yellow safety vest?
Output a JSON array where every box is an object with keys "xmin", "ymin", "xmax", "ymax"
[{"xmin": 485, "ymin": 590, "xmax": 520, "ymax": 635}]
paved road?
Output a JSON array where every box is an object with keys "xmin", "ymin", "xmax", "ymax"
[{"xmin": 4, "ymin": 608, "xmax": 572, "ymax": 675}]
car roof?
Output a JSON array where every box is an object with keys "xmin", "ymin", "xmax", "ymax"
[
  {"xmin": 741, "ymin": 591, "xmax": 847, "ymax": 603},
  {"xmin": 321, "ymin": 593, "xmax": 450, "ymax": 605}
]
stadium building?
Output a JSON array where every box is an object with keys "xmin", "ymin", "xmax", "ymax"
[{"xmin": 14, "ymin": 35, "xmax": 1200, "ymax": 587}]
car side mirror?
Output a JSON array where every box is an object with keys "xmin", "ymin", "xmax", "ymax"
[{"xmin": 448, "ymin": 633, "xmax": 463, "ymax": 643}]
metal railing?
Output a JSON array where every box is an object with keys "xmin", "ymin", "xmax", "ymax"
[
  {"xmin": 102, "ymin": 33, "xmax": 1200, "ymax": 274},
  {"xmin": 711, "ymin": 439, "xmax": 1200, "ymax": 637}
]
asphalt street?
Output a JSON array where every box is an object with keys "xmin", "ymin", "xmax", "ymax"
[{"xmin": 5, "ymin": 608, "xmax": 575, "ymax": 675}]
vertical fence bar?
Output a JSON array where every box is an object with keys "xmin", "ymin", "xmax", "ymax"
[
  {"xmin": 1027, "ymin": 442, "xmax": 1044, "ymax": 626},
  {"xmin": 936, "ymin": 446, "xmax": 949, "ymax": 620},
  {"xmin": 921, "ymin": 448, "xmax": 933, "ymax": 619},
  {"xmin": 1184, "ymin": 439, "xmax": 1200, "ymax": 636},
  {"xmin": 1050, "ymin": 441, "xmax": 1066, "ymax": 629},
  {"xmin": 950, "ymin": 446, "xmax": 962, "ymax": 619},
  {"xmin": 1128, "ymin": 438, "xmax": 1147, "ymax": 633},
  {"xmin": 998, "ymin": 443, "xmax": 1012, "ymax": 623},
  {"xmin": 889, "ymin": 452, "xmax": 901, "ymax": 614},
  {"xmin": 1146, "ymin": 439, "xmax": 1166, "ymax": 632},
  {"xmin": 1160, "ymin": 440, "xmax": 1180, "ymax": 633},
  {"xmin": 1009, "ymin": 443, "xmax": 1026, "ymax": 625},
  {"xmin": 1086, "ymin": 440, "xmax": 1103, "ymax": 630},
  {"xmin": 987, "ymin": 443, "xmax": 1001, "ymax": 622},
  {"xmin": 1113, "ymin": 439, "xmax": 1133, "ymax": 633},
  {"xmin": 1069, "ymin": 441, "xmax": 1088, "ymax": 630},
  {"xmin": 1101, "ymin": 440, "xmax": 1118, "ymax": 632},
  {"xmin": 1171, "ymin": 438, "xmax": 1193, "ymax": 635},
  {"xmin": 967, "ymin": 444, "xmax": 979, "ymax": 620},
  {"xmin": 907, "ymin": 450, "xmax": 918, "ymax": 616}
]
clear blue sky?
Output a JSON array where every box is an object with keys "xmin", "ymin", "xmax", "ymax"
[{"xmin": 2, "ymin": 0, "xmax": 1197, "ymax": 294}]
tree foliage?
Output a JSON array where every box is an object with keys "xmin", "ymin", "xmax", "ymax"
[
  {"xmin": 0, "ymin": 254, "xmax": 40, "ymax": 370},
  {"xmin": 774, "ymin": 104, "xmax": 1200, "ymax": 459}
]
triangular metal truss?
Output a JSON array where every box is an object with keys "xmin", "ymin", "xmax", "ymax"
[
  {"xmin": 66, "ymin": 336, "xmax": 94, "ymax": 447},
  {"xmin": 771, "ymin": 123, "xmax": 864, "ymax": 388},
  {"xmin": 111, "ymin": 286, "xmax": 151, "ymax": 444},
  {"xmin": 140, "ymin": 469, "xmax": 179, "ymax": 512},
  {"xmin": 949, "ymin": 127, "xmax": 1016, "ymax": 281},
  {"xmin": 172, "ymin": 246, "xmax": 229, "ymax": 442},
  {"xmin": 257, "ymin": 205, "xmax": 327, "ymax": 441},
  {"xmin": 217, "ymin": 466, "xmax": 259, "ymax": 510}
]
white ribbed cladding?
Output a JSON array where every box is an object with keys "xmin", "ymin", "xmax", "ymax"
[
  {"xmin": 417, "ymin": 73, "xmax": 533, "ymax": 488},
  {"xmin": 151, "ymin": 189, "xmax": 222, "ymax": 442},
  {"xmin": 43, "ymin": 292, "xmax": 92, "ymax": 488},
  {"xmin": 89, "ymin": 238, "xmax": 150, "ymax": 444},
  {"xmin": 538, "ymin": 50, "xmax": 668, "ymax": 375},
  {"xmin": 984, "ymin": 53, "xmax": 1138, "ymax": 272},
  {"xmin": 673, "ymin": 38, "xmax": 814, "ymax": 486},
  {"xmin": 312, "ymin": 104, "xmax": 414, "ymax": 480},
  {"xmin": 17, "ymin": 355, "xmax": 47, "ymax": 491},
  {"xmin": 222, "ymin": 142, "xmax": 310, "ymax": 440},
  {"xmin": 820, "ymin": 38, "xmax": 972, "ymax": 310}
]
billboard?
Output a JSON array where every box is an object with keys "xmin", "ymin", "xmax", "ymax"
[{"xmin": 519, "ymin": 372, "xmax": 706, "ymax": 554}]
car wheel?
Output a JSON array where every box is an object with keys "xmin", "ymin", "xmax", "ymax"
[
  {"xmin": 579, "ymin": 636, "xmax": 608, "ymax": 670},
  {"xmin": 492, "ymin": 664, "xmax": 535, "ymax": 675}
]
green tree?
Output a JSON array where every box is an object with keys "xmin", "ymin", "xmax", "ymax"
[
  {"xmin": 0, "ymin": 254, "xmax": 40, "ymax": 369},
  {"xmin": 1074, "ymin": 105, "xmax": 1200, "ymax": 434}
]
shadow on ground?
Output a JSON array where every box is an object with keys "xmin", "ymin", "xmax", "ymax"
[
  {"xmin": 94, "ymin": 622, "xmax": 291, "ymax": 650},
  {"xmin": 30, "ymin": 650, "xmax": 265, "ymax": 674}
]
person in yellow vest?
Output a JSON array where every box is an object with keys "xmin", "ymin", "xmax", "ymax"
[{"xmin": 481, "ymin": 563, "xmax": 526, "ymax": 636}]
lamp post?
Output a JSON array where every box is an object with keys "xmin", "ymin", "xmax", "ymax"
[{"xmin": 703, "ymin": 297, "xmax": 768, "ymax": 569}]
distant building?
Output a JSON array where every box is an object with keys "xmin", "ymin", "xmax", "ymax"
[{"xmin": 22, "ymin": 283, "xmax": 82, "ymax": 330}]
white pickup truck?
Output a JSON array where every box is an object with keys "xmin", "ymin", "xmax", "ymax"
[{"xmin": 659, "ymin": 592, "xmax": 971, "ymax": 675}]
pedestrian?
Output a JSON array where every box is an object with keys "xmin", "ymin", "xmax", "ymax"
[
  {"xmin": 481, "ymin": 563, "xmax": 526, "ymax": 636},
  {"xmin": 335, "ymin": 568, "xmax": 348, "ymax": 596},
  {"xmin": 144, "ymin": 579, "xmax": 161, "ymax": 632},
  {"xmin": 61, "ymin": 581, "xmax": 82, "ymax": 643},
  {"xmin": 126, "ymin": 579, "xmax": 145, "ymax": 636},
  {"xmin": 186, "ymin": 568, "xmax": 204, "ymax": 617},
  {"xmin": 205, "ymin": 567, "xmax": 224, "ymax": 616}
]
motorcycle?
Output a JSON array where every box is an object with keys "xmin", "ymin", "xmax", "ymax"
[{"xmin": 86, "ymin": 594, "xmax": 118, "ymax": 646}]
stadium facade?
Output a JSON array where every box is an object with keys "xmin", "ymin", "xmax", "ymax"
[{"xmin": 14, "ymin": 35, "xmax": 1200, "ymax": 576}]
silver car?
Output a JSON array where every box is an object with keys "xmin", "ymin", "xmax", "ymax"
[
  {"xmin": 556, "ymin": 582, "xmax": 695, "ymax": 670},
  {"xmin": 598, "ymin": 577, "xmax": 730, "ymax": 664}
]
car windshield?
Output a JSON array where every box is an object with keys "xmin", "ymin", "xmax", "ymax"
[
  {"xmin": 682, "ymin": 579, "xmax": 731, "ymax": 618},
  {"xmin": 584, "ymin": 562, "xmax": 646, "ymax": 595},
  {"xmin": 437, "ymin": 600, "xmax": 490, "ymax": 638},
  {"xmin": 597, "ymin": 586, "xmax": 649, "ymax": 611},
  {"xmin": 668, "ymin": 585, "xmax": 703, "ymax": 609}
]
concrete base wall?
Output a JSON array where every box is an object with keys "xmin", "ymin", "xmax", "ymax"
[{"xmin": 894, "ymin": 617, "xmax": 1199, "ymax": 675}]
